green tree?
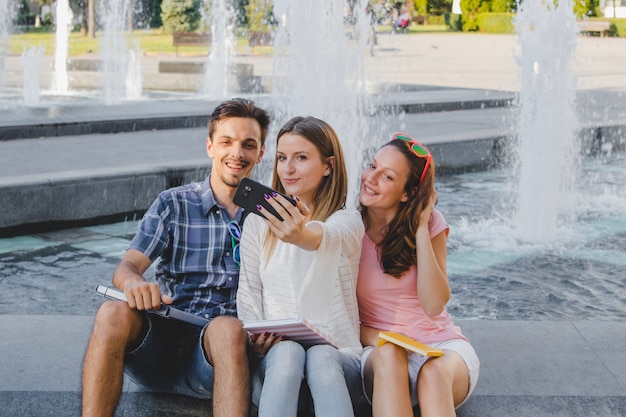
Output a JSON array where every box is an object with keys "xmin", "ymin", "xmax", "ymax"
[
  {"xmin": 161, "ymin": 0, "xmax": 202, "ymax": 33},
  {"xmin": 414, "ymin": 0, "xmax": 427, "ymax": 15}
]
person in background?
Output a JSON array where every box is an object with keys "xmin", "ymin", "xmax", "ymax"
[
  {"xmin": 357, "ymin": 133, "xmax": 480, "ymax": 417},
  {"xmin": 81, "ymin": 98, "xmax": 270, "ymax": 417},
  {"xmin": 237, "ymin": 116, "xmax": 363, "ymax": 417}
]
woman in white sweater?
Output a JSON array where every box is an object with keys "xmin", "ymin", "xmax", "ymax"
[{"xmin": 237, "ymin": 116, "xmax": 363, "ymax": 417}]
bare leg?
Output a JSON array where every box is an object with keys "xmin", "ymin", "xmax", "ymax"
[
  {"xmin": 82, "ymin": 301, "xmax": 145, "ymax": 417},
  {"xmin": 364, "ymin": 343, "xmax": 414, "ymax": 417},
  {"xmin": 203, "ymin": 315, "xmax": 250, "ymax": 417},
  {"xmin": 416, "ymin": 351, "xmax": 469, "ymax": 417}
]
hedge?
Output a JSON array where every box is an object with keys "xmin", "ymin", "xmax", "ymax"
[{"xmin": 475, "ymin": 12, "xmax": 515, "ymax": 33}]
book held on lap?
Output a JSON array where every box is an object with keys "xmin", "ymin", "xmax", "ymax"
[
  {"xmin": 243, "ymin": 317, "xmax": 338, "ymax": 348},
  {"xmin": 377, "ymin": 331, "xmax": 444, "ymax": 357}
]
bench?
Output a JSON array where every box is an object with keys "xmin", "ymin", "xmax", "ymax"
[
  {"xmin": 412, "ymin": 15, "xmax": 427, "ymax": 25},
  {"xmin": 248, "ymin": 31, "xmax": 273, "ymax": 48},
  {"xmin": 172, "ymin": 32, "xmax": 211, "ymax": 55},
  {"xmin": 577, "ymin": 20, "xmax": 610, "ymax": 37}
]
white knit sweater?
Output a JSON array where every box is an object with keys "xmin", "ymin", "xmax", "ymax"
[{"xmin": 237, "ymin": 208, "xmax": 364, "ymax": 358}]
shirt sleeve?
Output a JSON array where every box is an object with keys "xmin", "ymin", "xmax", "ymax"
[
  {"xmin": 236, "ymin": 214, "xmax": 265, "ymax": 322},
  {"xmin": 297, "ymin": 209, "xmax": 364, "ymax": 323},
  {"xmin": 429, "ymin": 208, "xmax": 450, "ymax": 239},
  {"xmin": 128, "ymin": 192, "xmax": 172, "ymax": 262}
]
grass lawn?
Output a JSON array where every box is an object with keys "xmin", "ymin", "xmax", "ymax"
[{"xmin": 6, "ymin": 25, "xmax": 449, "ymax": 57}]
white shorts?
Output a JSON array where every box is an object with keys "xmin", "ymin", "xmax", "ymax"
[{"xmin": 361, "ymin": 338, "xmax": 480, "ymax": 408}]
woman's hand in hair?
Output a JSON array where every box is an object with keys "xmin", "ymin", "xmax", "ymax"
[{"xmin": 418, "ymin": 189, "xmax": 438, "ymax": 232}]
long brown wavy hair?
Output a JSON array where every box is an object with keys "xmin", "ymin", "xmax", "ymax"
[
  {"xmin": 359, "ymin": 138, "xmax": 436, "ymax": 278},
  {"xmin": 263, "ymin": 116, "xmax": 348, "ymax": 261}
]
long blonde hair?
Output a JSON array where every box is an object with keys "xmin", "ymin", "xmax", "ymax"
[{"xmin": 263, "ymin": 116, "xmax": 348, "ymax": 260}]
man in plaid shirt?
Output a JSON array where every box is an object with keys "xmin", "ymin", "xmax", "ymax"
[{"xmin": 82, "ymin": 98, "xmax": 270, "ymax": 417}]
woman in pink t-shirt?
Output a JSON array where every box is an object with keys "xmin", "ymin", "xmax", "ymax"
[{"xmin": 356, "ymin": 133, "xmax": 480, "ymax": 416}]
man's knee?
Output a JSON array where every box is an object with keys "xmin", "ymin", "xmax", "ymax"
[
  {"xmin": 91, "ymin": 300, "xmax": 144, "ymax": 344},
  {"xmin": 203, "ymin": 315, "xmax": 247, "ymax": 362}
]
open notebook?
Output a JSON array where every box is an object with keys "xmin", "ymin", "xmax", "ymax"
[{"xmin": 243, "ymin": 318, "xmax": 338, "ymax": 348}]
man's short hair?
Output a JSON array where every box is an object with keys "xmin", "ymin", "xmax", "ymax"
[{"xmin": 208, "ymin": 98, "xmax": 271, "ymax": 146}]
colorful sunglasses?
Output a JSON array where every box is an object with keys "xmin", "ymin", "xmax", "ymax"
[
  {"xmin": 228, "ymin": 220, "xmax": 241, "ymax": 266},
  {"xmin": 392, "ymin": 132, "xmax": 432, "ymax": 184}
]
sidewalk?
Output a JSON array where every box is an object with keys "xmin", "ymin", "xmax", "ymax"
[{"xmin": 0, "ymin": 32, "xmax": 625, "ymax": 416}]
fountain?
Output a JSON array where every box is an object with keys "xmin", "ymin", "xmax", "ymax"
[
  {"xmin": 0, "ymin": 0, "xmax": 623, "ymax": 322},
  {"xmin": 100, "ymin": 0, "xmax": 139, "ymax": 104},
  {"xmin": 260, "ymin": 0, "xmax": 373, "ymax": 204},
  {"xmin": 201, "ymin": 0, "xmax": 235, "ymax": 99},
  {"xmin": 512, "ymin": 0, "xmax": 580, "ymax": 242},
  {"xmin": 0, "ymin": 0, "xmax": 16, "ymax": 91},
  {"xmin": 21, "ymin": 45, "xmax": 44, "ymax": 105},
  {"xmin": 53, "ymin": 0, "xmax": 70, "ymax": 93}
]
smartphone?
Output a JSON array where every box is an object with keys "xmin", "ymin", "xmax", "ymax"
[{"xmin": 234, "ymin": 177, "xmax": 297, "ymax": 221}]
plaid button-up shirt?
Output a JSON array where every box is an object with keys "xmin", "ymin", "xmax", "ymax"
[{"xmin": 129, "ymin": 177, "xmax": 245, "ymax": 320}]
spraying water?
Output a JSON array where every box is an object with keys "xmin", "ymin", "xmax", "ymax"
[
  {"xmin": 263, "ymin": 0, "xmax": 373, "ymax": 205},
  {"xmin": 100, "ymin": 0, "xmax": 130, "ymax": 104},
  {"xmin": 0, "ymin": 0, "xmax": 15, "ymax": 91},
  {"xmin": 202, "ymin": 0, "xmax": 235, "ymax": 98},
  {"xmin": 22, "ymin": 45, "xmax": 44, "ymax": 105},
  {"xmin": 125, "ymin": 39, "xmax": 143, "ymax": 100},
  {"xmin": 512, "ymin": 0, "xmax": 579, "ymax": 241},
  {"xmin": 54, "ymin": 0, "xmax": 71, "ymax": 93}
]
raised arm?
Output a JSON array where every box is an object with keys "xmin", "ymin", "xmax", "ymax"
[{"xmin": 416, "ymin": 192, "xmax": 450, "ymax": 316}]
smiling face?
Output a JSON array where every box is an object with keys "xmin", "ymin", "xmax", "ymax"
[
  {"xmin": 275, "ymin": 133, "xmax": 332, "ymax": 208},
  {"xmin": 360, "ymin": 145, "xmax": 410, "ymax": 213},
  {"xmin": 207, "ymin": 116, "xmax": 264, "ymax": 189}
]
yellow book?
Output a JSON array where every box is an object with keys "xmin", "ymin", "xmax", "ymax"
[{"xmin": 377, "ymin": 331, "xmax": 444, "ymax": 357}]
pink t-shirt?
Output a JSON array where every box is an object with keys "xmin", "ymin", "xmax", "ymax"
[{"xmin": 357, "ymin": 209, "xmax": 467, "ymax": 345}]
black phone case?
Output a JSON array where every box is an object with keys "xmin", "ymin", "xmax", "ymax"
[{"xmin": 233, "ymin": 177, "xmax": 297, "ymax": 221}]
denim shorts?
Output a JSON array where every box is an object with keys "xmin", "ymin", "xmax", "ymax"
[{"xmin": 124, "ymin": 313, "xmax": 214, "ymax": 399}]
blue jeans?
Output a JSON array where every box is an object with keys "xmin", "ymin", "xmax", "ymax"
[{"xmin": 252, "ymin": 341, "xmax": 361, "ymax": 417}]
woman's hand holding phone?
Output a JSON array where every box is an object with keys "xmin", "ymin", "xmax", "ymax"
[{"xmin": 259, "ymin": 193, "xmax": 311, "ymax": 246}]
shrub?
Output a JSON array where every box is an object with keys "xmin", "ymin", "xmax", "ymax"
[
  {"xmin": 444, "ymin": 12, "xmax": 462, "ymax": 31},
  {"xmin": 609, "ymin": 18, "xmax": 626, "ymax": 37},
  {"xmin": 160, "ymin": 0, "xmax": 202, "ymax": 33},
  {"xmin": 476, "ymin": 12, "xmax": 514, "ymax": 33}
]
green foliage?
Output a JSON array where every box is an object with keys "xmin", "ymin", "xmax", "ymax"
[
  {"xmin": 490, "ymin": 0, "xmax": 510, "ymax": 13},
  {"xmin": 574, "ymin": 0, "xmax": 599, "ymax": 18},
  {"xmin": 444, "ymin": 12, "xmax": 462, "ymax": 31},
  {"xmin": 460, "ymin": 0, "xmax": 490, "ymax": 31},
  {"xmin": 428, "ymin": 0, "xmax": 453, "ymax": 15},
  {"xmin": 245, "ymin": 0, "xmax": 276, "ymax": 33},
  {"xmin": 476, "ymin": 12, "xmax": 514, "ymax": 33},
  {"xmin": 160, "ymin": 0, "xmax": 202, "ymax": 33},
  {"xmin": 609, "ymin": 18, "xmax": 626, "ymax": 37},
  {"xmin": 414, "ymin": 0, "xmax": 427, "ymax": 15}
]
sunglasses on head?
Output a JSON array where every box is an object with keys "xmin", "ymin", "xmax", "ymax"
[
  {"xmin": 228, "ymin": 220, "xmax": 241, "ymax": 266},
  {"xmin": 392, "ymin": 132, "xmax": 432, "ymax": 184}
]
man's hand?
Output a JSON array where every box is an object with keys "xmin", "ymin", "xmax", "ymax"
[{"xmin": 123, "ymin": 280, "xmax": 172, "ymax": 311}]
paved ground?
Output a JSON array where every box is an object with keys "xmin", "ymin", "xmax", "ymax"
[{"xmin": 0, "ymin": 32, "xmax": 625, "ymax": 416}]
